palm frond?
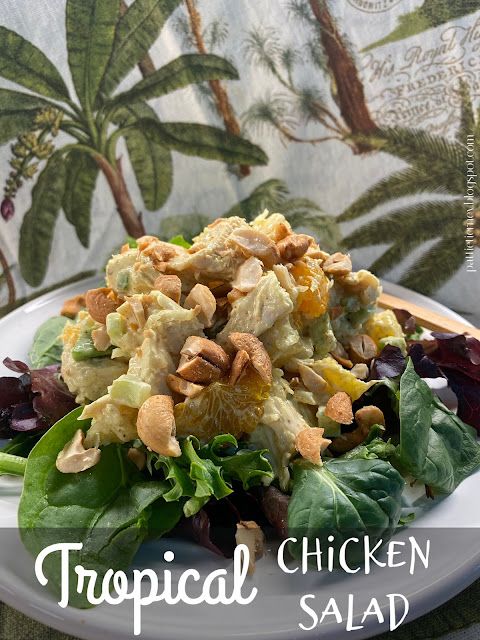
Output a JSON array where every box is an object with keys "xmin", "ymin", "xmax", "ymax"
[
  {"xmin": 243, "ymin": 27, "xmax": 281, "ymax": 75},
  {"xmin": 343, "ymin": 199, "xmax": 464, "ymax": 249},
  {"xmin": 400, "ymin": 230, "xmax": 466, "ymax": 295},
  {"xmin": 368, "ymin": 229, "xmax": 433, "ymax": 276},
  {"xmin": 173, "ymin": 14, "xmax": 195, "ymax": 50},
  {"xmin": 339, "ymin": 167, "xmax": 458, "ymax": 222},
  {"xmin": 280, "ymin": 46, "xmax": 300, "ymax": 74},
  {"xmin": 456, "ymin": 79, "xmax": 475, "ymax": 143},
  {"xmin": 295, "ymin": 85, "xmax": 327, "ymax": 124},
  {"xmin": 205, "ymin": 19, "xmax": 229, "ymax": 51},
  {"xmin": 358, "ymin": 128, "xmax": 465, "ymax": 193},
  {"xmin": 223, "ymin": 178, "xmax": 290, "ymax": 220},
  {"xmin": 286, "ymin": 0, "xmax": 316, "ymax": 25},
  {"xmin": 303, "ymin": 37, "xmax": 327, "ymax": 72},
  {"xmin": 241, "ymin": 92, "xmax": 295, "ymax": 136},
  {"xmin": 286, "ymin": 210, "xmax": 343, "ymax": 253},
  {"xmin": 277, "ymin": 197, "xmax": 322, "ymax": 213}
]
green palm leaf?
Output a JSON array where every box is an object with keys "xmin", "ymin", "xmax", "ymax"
[
  {"xmin": 0, "ymin": 27, "xmax": 70, "ymax": 101},
  {"xmin": 339, "ymin": 167, "xmax": 459, "ymax": 222},
  {"xmin": 357, "ymin": 127, "xmax": 464, "ymax": 191},
  {"xmin": 456, "ymin": 80, "xmax": 475, "ymax": 144},
  {"xmin": 286, "ymin": 210, "xmax": 343, "ymax": 253},
  {"xmin": 116, "ymin": 103, "xmax": 172, "ymax": 211},
  {"xmin": 159, "ymin": 212, "xmax": 213, "ymax": 242},
  {"xmin": 137, "ymin": 119, "xmax": 268, "ymax": 165},
  {"xmin": 368, "ymin": 229, "xmax": 435, "ymax": 275},
  {"xmin": 63, "ymin": 151, "xmax": 99, "ymax": 247},
  {"xmin": 100, "ymin": 0, "xmax": 182, "ymax": 97},
  {"xmin": 66, "ymin": 0, "xmax": 119, "ymax": 110},
  {"xmin": 0, "ymin": 89, "xmax": 51, "ymax": 145},
  {"xmin": 400, "ymin": 229, "xmax": 465, "ymax": 295},
  {"xmin": 19, "ymin": 152, "xmax": 67, "ymax": 286},
  {"xmin": 111, "ymin": 54, "xmax": 238, "ymax": 106},
  {"xmin": 223, "ymin": 179, "xmax": 290, "ymax": 220},
  {"xmin": 343, "ymin": 199, "xmax": 463, "ymax": 249}
]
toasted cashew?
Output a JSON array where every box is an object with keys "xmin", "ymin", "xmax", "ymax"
[
  {"xmin": 154, "ymin": 274, "xmax": 182, "ymax": 304},
  {"xmin": 350, "ymin": 363, "xmax": 369, "ymax": 380},
  {"xmin": 227, "ymin": 288, "xmax": 245, "ymax": 305},
  {"xmin": 324, "ymin": 391, "xmax": 353, "ymax": 424},
  {"xmin": 298, "ymin": 363, "xmax": 327, "ymax": 395},
  {"xmin": 329, "ymin": 407, "xmax": 385, "ymax": 455},
  {"xmin": 127, "ymin": 447, "xmax": 146, "ymax": 470},
  {"xmin": 61, "ymin": 294, "xmax": 86, "ymax": 319},
  {"xmin": 231, "ymin": 257, "xmax": 263, "ymax": 293},
  {"xmin": 136, "ymin": 395, "xmax": 181, "ymax": 457},
  {"xmin": 137, "ymin": 235, "xmax": 160, "ymax": 251},
  {"xmin": 355, "ymin": 405, "xmax": 385, "ymax": 430},
  {"xmin": 235, "ymin": 521, "xmax": 265, "ymax": 574},
  {"xmin": 277, "ymin": 234, "xmax": 311, "ymax": 262},
  {"xmin": 295, "ymin": 426, "xmax": 331, "ymax": 465},
  {"xmin": 177, "ymin": 336, "xmax": 230, "ymax": 384},
  {"xmin": 167, "ymin": 373, "xmax": 204, "ymax": 398},
  {"xmin": 348, "ymin": 334, "xmax": 377, "ymax": 364},
  {"xmin": 229, "ymin": 228, "xmax": 280, "ymax": 268},
  {"xmin": 184, "ymin": 284, "xmax": 216, "ymax": 327},
  {"xmin": 85, "ymin": 287, "xmax": 120, "ymax": 324},
  {"xmin": 322, "ymin": 252, "xmax": 352, "ymax": 277},
  {"xmin": 56, "ymin": 429, "xmax": 101, "ymax": 473},
  {"xmin": 229, "ymin": 349, "xmax": 250, "ymax": 385},
  {"xmin": 229, "ymin": 332, "xmax": 272, "ymax": 384}
]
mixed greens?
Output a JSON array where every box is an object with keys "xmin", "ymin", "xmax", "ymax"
[{"xmin": 0, "ymin": 211, "xmax": 479, "ymax": 605}]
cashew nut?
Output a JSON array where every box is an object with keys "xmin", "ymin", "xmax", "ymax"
[
  {"xmin": 56, "ymin": 429, "xmax": 101, "ymax": 473},
  {"xmin": 231, "ymin": 257, "xmax": 263, "ymax": 293},
  {"xmin": 177, "ymin": 336, "xmax": 230, "ymax": 384},
  {"xmin": 324, "ymin": 391, "xmax": 353, "ymax": 424},
  {"xmin": 61, "ymin": 293, "xmax": 86, "ymax": 319},
  {"xmin": 229, "ymin": 228, "xmax": 280, "ymax": 268},
  {"xmin": 228, "ymin": 332, "xmax": 272, "ymax": 384},
  {"xmin": 235, "ymin": 521, "xmax": 265, "ymax": 574},
  {"xmin": 85, "ymin": 287, "xmax": 120, "ymax": 324},
  {"xmin": 167, "ymin": 373, "xmax": 204, "ymax": 398},
  {"xmin": 276, "ymin": 233, "xmax": 311, "ymax": 262},
  {"xmin": 295, "ymin": 426, "xmax": 331, "ymax": 465},
  {"xmin": 298, "ymin": 363, "xmax": 327, "ymax": 395},
  {"xmin": 184, "ymin": 284, "xmax": 216, "ymax": 327},
  {"xmin": 355, "ymin": 405, "xmax": 385, "ymax": 430},
  {"xmin": 136, "ymin": 395, "xmax": 181, "ymax": 457},
  {"xmin": 154, "ymin": 274, "xmax": 182, "ymax": 304},
  {"xmin": 92, "ymin": 325, "xmax": 111, "ymax": 352},
  {"xmin": 348, "ymin": 334, "xmax": 378, "ymax": 364},
  {"xmin": 229, "ymin": 349, "xmax": 250, "ymax": 385},
  {"xmin": 322, "ymin": 252, "xmax": 352, "ymax": 277}
]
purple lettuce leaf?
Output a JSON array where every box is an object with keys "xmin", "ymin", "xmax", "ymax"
[
  {"xmin": 0, "ymin": 358, "xmax": 77, "ymax": 438},
  {"xmin": 392, "ymin": 308, "xmax": 417, "ymax": 335},
  {"xmin": 370, "ymin": 345, "xmax": 406, "ymax": 379}
]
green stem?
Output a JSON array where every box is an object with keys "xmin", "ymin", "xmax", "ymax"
[
  {"xmin": 0, "ymin": 452, "xmax": 27, "ymax": 477},
  {"xmin": 105, "ymin": 126, "xmax": 133, "ymax": 165}
]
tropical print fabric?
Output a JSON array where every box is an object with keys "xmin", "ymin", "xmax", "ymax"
[{"xmin": 0, "ymin": 0, "xmax": 478, "ymax": 322}]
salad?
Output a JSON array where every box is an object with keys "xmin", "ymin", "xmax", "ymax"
[{"xmin": 1, "ymin": 210, "xmax": 479, "ymax": 604}]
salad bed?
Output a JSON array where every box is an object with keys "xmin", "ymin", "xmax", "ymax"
[{"xmin": 0, "ymin": 211, "xmax": 479, "ymax": 605}]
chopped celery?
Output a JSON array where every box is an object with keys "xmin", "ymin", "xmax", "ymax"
[
  {"xmin": 72, "ymin": 333, "xmax": 113, "ymax": 361},
  {"xmin": 106, "ymin": 312, "xmax": 126, "ymax": 345},
  {"xmin": 109, "ymin": 375, "xmax": 151, "ymax": 408},
  {"xmin": 116, "ymin": 269, "xmax": 131, "ymax": 292}
]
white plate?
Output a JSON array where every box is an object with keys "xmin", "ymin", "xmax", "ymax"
[{"xmin": 0, "ymin": 278, "xmax": 478, "ymax": 640}]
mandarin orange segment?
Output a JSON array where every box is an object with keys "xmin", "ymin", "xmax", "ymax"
[
  {"xmin": 174, "ymin": 371, "xmax": 270, "ymax": 440},
  {"xmin": 290, "ymin": 258, "xmax": 330, "ymax": 318}
]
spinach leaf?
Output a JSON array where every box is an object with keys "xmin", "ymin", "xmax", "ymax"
[
  {"xmin": 28, "ymin": 316, "xmax": 68, "ymax": 368},
  {"xmin": 18, "ymin": 408, "xmax": 172, "ymax": 608},
  {"xmin": 0, "ymin": 432, "xmax": 40, "ymax": 457},
  {"xmin": 395, "ymin": 359, "xmax": 480, "ymax": 493},
  {"xmin": 288, "ymin": 458, "xmax": 404, "ymax": 564}
]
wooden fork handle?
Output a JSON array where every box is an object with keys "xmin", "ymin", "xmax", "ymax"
[{"xmin": 378, "ymin": 292, "xmax": 480, "ymax": 341}]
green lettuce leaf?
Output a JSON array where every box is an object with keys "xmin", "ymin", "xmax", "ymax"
[{"xmin": 29, "ymin": 316, "xmax": 69, "ymax": 368}]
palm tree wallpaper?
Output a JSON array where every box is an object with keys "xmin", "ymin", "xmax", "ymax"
[{"xmin": 0, "ymin": 0, "xmax": 479, "ymax": 321}]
